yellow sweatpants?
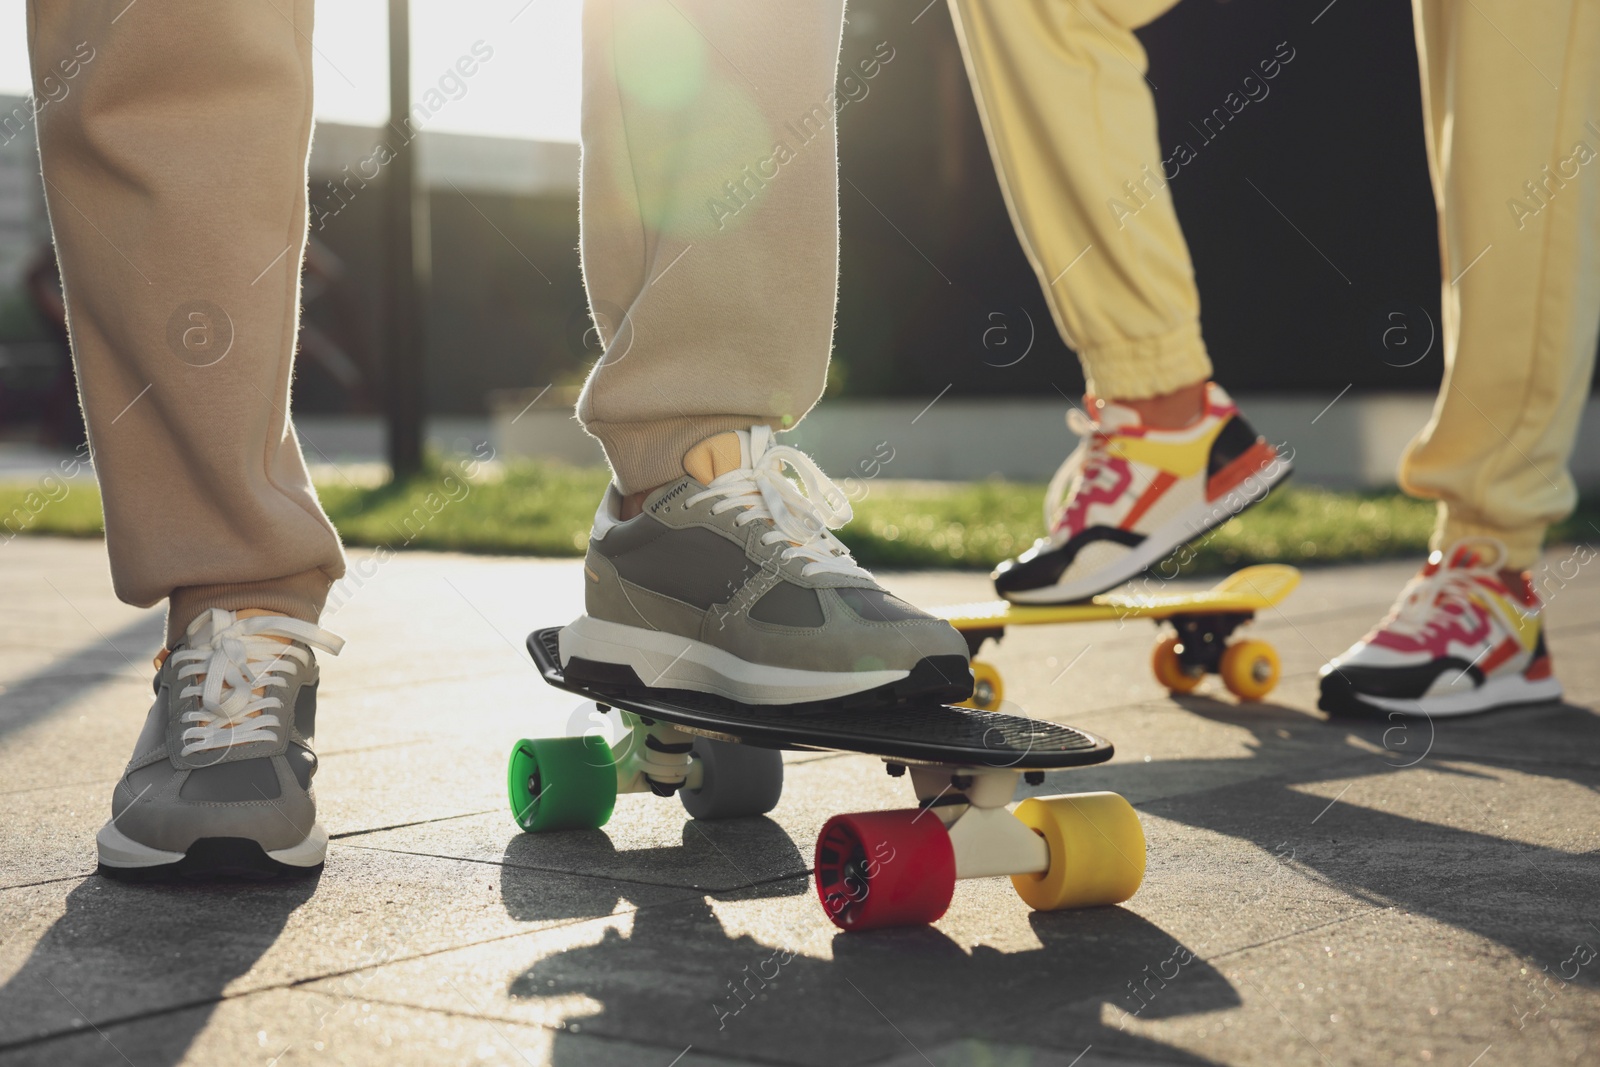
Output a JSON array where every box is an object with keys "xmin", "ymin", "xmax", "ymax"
[{"xmin": 949, "ymin": 0, "xmax": 1600, "ymax": 568}]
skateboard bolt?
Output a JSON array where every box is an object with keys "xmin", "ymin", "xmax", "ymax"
[
  {"xmin": 1024, "ymin": 771, "xmax": 1045, "ymax": 786},
  {"xmin": 885, "ymin": 762, "xmax": 906, "ymax": 777}
]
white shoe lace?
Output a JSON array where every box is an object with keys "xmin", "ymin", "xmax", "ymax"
[
  {"xmin": 1381, "ymin": 539, "xmax": 1510, "ymax": 639},
  {"xmin": 1042, "ymin": 408, "xmax": 1105, "ymax": 531},
  {"xmin": 171, "ymin": 609, "xmax": 345, "ymax": 756},
  {"xmin": 685, "ymin": 426, "xmax": 871, "ymax": 579}
]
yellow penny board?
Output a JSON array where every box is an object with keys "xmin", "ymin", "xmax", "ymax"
[{"xmin": 938, "ymin": 564, "xmax": 1301, "ymax": 631}]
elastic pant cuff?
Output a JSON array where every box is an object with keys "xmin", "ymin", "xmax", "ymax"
[
  {"xmin": 583, "ymin": 414, "xmax": 778, "ymax": 494},
  {"xmin": 1433, "ymin": 505, "xmax": 1547, "ymax": 571},
  {"xmin": 167, "ymin": 567, "xmax": 335, "ymax": 646},
  {"xmin": 1079, "ymin": 320, "xmax": 1213, "ymax": 401}
]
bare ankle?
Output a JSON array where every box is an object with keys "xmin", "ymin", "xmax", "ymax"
[{"xmin": 1108, "ymin": 381, "xmax": 1208, "ymax": 430}]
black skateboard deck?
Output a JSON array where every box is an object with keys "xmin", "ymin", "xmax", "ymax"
[{"xmin": 527, "ymin": 627, "xmax": 1112, "ymax": 770}]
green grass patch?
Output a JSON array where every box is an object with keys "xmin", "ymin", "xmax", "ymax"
[
  {"xmin": 313, "ymin": 461, "xmax": 612, "ymax": 555},
  {"xmin": 4, "ymin": 460, "xmax": 1597, "ymax": 574}
]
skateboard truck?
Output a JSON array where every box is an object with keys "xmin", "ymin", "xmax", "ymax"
[
  {"xmin": 613, "ymin": 710, "xmax": 704, "ymax": 798},
  {"xmin": 940, "ymin": 565, "xmax": 1300, "ymax": 709}
]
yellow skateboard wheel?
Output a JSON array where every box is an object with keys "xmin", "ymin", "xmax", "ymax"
[
  {"xmin": 961, "ymin": 660, "xmax": 1004, "ymax": 711},
  {"xmin": 1010, "ymin": 792, "xmax": 1146, "ymax": 911},
  {"xmin": 1220, "ymin": 639, "xmax": 1280, "ymax": 701},
  {"xmin": 1151, "ymin": 636, "xmax": 1203, "ymax": 694}
]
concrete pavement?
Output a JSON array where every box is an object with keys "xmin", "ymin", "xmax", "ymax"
[{"xmin": 1, "ymin": 537, "xmax": 1596, "ymax": 1066}]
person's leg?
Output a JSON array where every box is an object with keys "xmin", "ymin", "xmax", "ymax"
[
  {"xmin": 566, "ymin": 0, "xmax": 971, "ymax": 706},
  {"xmin": 948, "ymin": 0, "xmax": 1206, "ymax": 401},
  {"xmin": 30, "ymin": 0, "xmax": 345, "ymax": 876},
  {"xmin": 31, "ymin": 1, "xmax": 345, "ymax": 644},
  {"xmin": 577, "ymin": 0, "xmax": 842, "ymax": 494},
  {"xmin": 1399, "ymin": 0, "xmax": 1600, "ymax": 568},
  {"xmin": 1319, "ymin": 0, "xmax": 1599, "ymax": 718},
  {"xmin": 947, "ymin": 0, "xmax": 1290, "ymax": 603}
]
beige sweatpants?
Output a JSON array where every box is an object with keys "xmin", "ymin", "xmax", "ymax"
[
  {"xmin": 30, "ymin": 0, "xmax": 846, "ymax": 640},
  {"xmin": 949, "ymin": 0, "xmax": 1600, "ymax": 568},
  {"xmin": 575, "ymin": 0, "xmax": 846, "ymax": 492},
  {"xmin": 29, "ymin": 1, "xmax": 342, "ymax": 644}
]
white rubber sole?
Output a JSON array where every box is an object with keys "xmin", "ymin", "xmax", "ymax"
[
  {"xmin": 1354, "ymin": 673, "xmax": 1562, "ymax": 718},
  {"xmin": 559, "ymin": 615, "xmax": 907, "ymax": 705},
  {"xmin": 96, "ymin": 819, "xmax": 329, "ymax": 869},
  {"xmin": 1004, "ymin": 460, "xmax": 1292, "ymax": 605}
]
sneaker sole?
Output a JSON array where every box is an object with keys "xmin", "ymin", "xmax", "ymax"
[
  {"xmin": 96, "ymin": 820, "xmax": 327, "ymax": 881},
  {"xmin": 1003, "ymin": 459, "xmax": 1294, "ymax": 605},
  {"xmin": 560, "ymin": 615, "xmax": 971, "ymax": 707},
  {"xmin": 1318, "ymin": 672, "xmax": 1563, "ymax": 719}
]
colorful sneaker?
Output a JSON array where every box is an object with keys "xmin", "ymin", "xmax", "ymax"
[
  {"xmin": 992, "ymin": 383, "xmax": 1290, "ymax": 603},
  {"xmin": 562, "ymin": 426, "xmax": 972, "ymax": 706},
  {"xmin": 96, "ymin": 609, "xmax": 344, "ymax": 880},
  {"xmin": 1318, "ymin": 540, "xmax": 1561, "ymax": 718}
]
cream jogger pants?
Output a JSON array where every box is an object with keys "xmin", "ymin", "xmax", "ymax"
[
  {"xmin": 29, "ymin": 0, "xmax": 846, "ymax": 641},
  {"xmin": 949, "ymin": 0, "xmax": 1600, "ymax": 568}
]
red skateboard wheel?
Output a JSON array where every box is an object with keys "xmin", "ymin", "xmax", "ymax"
[{"xmin": 814, "ymin": 809, "xmax": 956, "ymax": 931}]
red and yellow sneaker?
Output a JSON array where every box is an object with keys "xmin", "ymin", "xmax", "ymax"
[
  {"xmin": 992, "ymin": 383, "xmax": 1291, "ymax": 603},
  {"xmin": 1318, "ymin": 540, "xmax": 1561, "ymax": 718}
]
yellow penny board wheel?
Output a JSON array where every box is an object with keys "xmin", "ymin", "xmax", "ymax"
[
  {"xmin": 1010, "ymin": 792, "xmax": 1146, "ymax": 911},
  {"xmin": 1151, "ymin": 636, "xmax": 1203, "ymax": 694},
  {"xmin": 1220, "ymin": 638, "xmax": 1280, "ymax": 701},
  {"xmin": 961, "ymin": 660, "xmax": 1005, "ymax": 711}
]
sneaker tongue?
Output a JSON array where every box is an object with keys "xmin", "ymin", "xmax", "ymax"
[
  {"xmin": 1091, "ymin": 400, "xmax": 1141, "ymax": 434},
  {"xmin": 682, "ymin": 430, "xmax": 750, "ymax": 484}
]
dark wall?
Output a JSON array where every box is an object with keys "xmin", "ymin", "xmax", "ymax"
[
  {"xmin": 297, "ymin": 185, "xmax": 586, "ymax": 415},
  {"xmin": 300, "ymin": 0, "xmax": 1572, "ymax": 416},
  {"xmin": 833, "ymin": 0, "xmax": 1443, "ymax": 402}
]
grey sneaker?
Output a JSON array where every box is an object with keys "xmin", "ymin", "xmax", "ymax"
[
  {"xmin": 96, "ymin": 608, "xmax": 344, "ymax": 880},
  {"xmin": 561, "ymin": 426, "xmax": 972, "ymax": 706}
]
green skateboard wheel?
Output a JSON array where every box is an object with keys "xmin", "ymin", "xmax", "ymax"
[{"xmin": 507, "ymin": 736, "xmax": 617, "ymax": 832}]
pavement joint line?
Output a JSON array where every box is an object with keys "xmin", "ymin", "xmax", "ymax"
[
  {"xmin": 446, "ymin": 977, "xmax": 543, "ymax": 1067},
  {"xmin": 685, "ymin": 819, "xmax": 759, "ymax": 886},
  {"xmin": 0, "ymin": 776, "xmax": 120, "ymax": 799},
  {"xmin": 312, "ymin": 991, "xmax": 798, "ymax": 1067},
  {"xmin": 328, "ymin": 809, "xmax": 499, "ymax": 840},
  {"xmin": 334, "ymin": 838, "xmax": 810, "ymax": 897},
  {"xmin": 0, "ymin": 871, "xmax": 95, "ymax": 892},
  {"xmin": 5, "ymin": 899, "xmax": 687, "ymax": 1055},
  {"xmin": 1198, "ymin": 904, "xmax": 1391, "ymax": 968},
  {"xmin": 39, "ymin": 977, "xmax": 140, "ymax": 1066}
]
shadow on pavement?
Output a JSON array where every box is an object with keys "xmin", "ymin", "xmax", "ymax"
[
  {"xmin": 508, "ymin": 887, "xmax": 1233, "ymax": 1066},
  {"xmin": 0, "ymin": 875, "xmax": 316, "ymax": 1065},
  {"xmin": 498, "ymin": 816, "xmax": 810, "ymax": 916},
  {"xmin": 0, "ymin": 611, "xmax": 164, "ymax": 745},
  {"xmin": 1071, "ymin": 694, "xmax": 1600, "ymax": 1015}
]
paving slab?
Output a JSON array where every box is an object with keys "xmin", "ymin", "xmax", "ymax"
[
  {"xmin": 1, "ymin": 537, "xmax": 1596, "ymax": 1067},
  {"xmin": 0, "ymin": 987, "xmax": 760, "ymax": 1067}
]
